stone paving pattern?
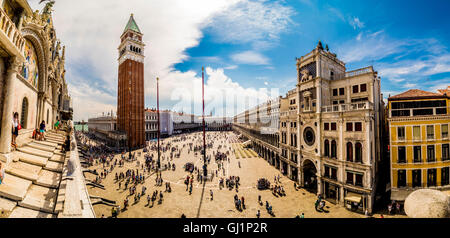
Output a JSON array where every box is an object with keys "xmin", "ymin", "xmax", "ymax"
[{"xmin": 86, "ymin": 131, "xmax": 406, "ymax": 218}]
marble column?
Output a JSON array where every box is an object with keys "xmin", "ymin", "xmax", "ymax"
[{"xmin": 0, "ymin": 57, "xmax": 20, "ymax": 154}]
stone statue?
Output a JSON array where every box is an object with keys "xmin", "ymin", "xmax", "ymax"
[
  {"xmin": 301, "ymin": 69, "xmax": 310, "ymax": 82},
  {"xmin": 40, "ymin": 0, "xmax": 56, "ymax": 15}
]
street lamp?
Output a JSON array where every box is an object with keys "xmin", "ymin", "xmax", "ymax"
[
  {"xmin": 157, "ymin": 77, "xmax": 161, "ymax": 170},
  {"xmin": 128, "ymin": 87, "xmax": 132, "ymax": 161},
  {"xmin": 202, "ymin": 67, "xmax": 207, "ymax": 178}
]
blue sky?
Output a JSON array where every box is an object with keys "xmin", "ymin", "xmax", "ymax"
[
  {"xmin": 176, "ymin": 0, "xmax": 450, "ymax": 97},
  {"xmin": 29, "ymin": 0, "xmax": 450, "ymax": 121}
]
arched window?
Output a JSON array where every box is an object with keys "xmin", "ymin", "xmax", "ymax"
[
  {"xmin": 20, "ymin": 97, "xmax": 28, "ymax": 129},
  {"xmin": 331, "ymin": 140, "xmax": 337, "ymax": 158},
  {"xmin": 46, "ymin": 109, "xmax": 49, "ymax": 123},
  {"xmin": 355, "ymin": 142, "xmax": 362, "ymax": 163},
  {"xmin": 347, "ymin": 142, "xmax": 353, "ymax": 162},
  {"xmin": 324, "ymin": 139, "xmax": 329, "ymax": 157}
]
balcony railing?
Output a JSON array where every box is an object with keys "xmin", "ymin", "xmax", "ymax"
[
  {"xmin": 322, "ymin": 101, "xmax": 373, "ymax": 113},
  {"xmin": 345, "ymin": 66, "xmax": 374, "ymax": 78},
  {"xmin": 0, "ymin": 8, "xmax": 25, "ymax": 58}
]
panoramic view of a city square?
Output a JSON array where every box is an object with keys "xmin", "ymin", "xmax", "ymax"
[{"xmin": 0, "ymin": 0, "xmax": 449, "ymax": 226}]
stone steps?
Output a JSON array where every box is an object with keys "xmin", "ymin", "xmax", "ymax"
[
  {"xmin": 18, "ymin": 185, "xmax": 57, "ymax": 214},
  {"xmin": 49, "ymin": 154, "xmax": 65, "ymax": 163},
  {"xmin": 5, "ymin": 161, "xmax": 42, "ymax": 182},
  {"xmin": 16, "ymin": 152, "xmax": 49, "ymax": 167},
  {"xmin": 35, "ymin": 169, "xmax": 61, "ymax": 189},
  {"xmin": 33, "ymin": 140, "xmax": 58, "ymax": 148},
  {"xmin": 17, "ymin": 146, "xmax": 53, "ymax": 159},
  {"xmin": 28, "ymin": 142, "xmax": 55, "ymax": 152},
  {"xmin": 0, "ymin": 174, "xmax": 32, "ymax": 201},
  {"xmin": 0, "ymin": 197, "xmax": 17, "ymax": 213},
  {"xmin": 45, "ymin": 161, "xmax": 63, "ymax": 173},
  {"xmin": 46, "ymin": 138, "xmax": 64, "ymax": 145},
  {"xmin": 8, "ymin": 206, "xmax": 55, "ymax": 218},
  {"xmin": 46, "ymin": 133, "xmax": 65, "ymax": 140},
  {"xmin": 2, "ymin": 132, "xmax": 69, "ymax": 218}
]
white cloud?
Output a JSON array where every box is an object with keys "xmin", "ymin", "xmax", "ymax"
[
  {"xmin": 30, "ymin": 0, "xmax": 281, "ymax": 121},
  {"xmin": 231, "ymin": 51, "xmax": 270, "ymax": 65},
  {"xmin": 205, "ymin": 0, "xmax": 294, "ymax": 47},
  {"xmin": 349, "ymin": 17, "xmax": 364, "ymax": 30},
  {"xmin": 224, "ymin": 65, "xmax": 238, "ymax": 70},
  {"xmin": 338, "ymin": 30, "xmax": 404, "ymax": 63},
  {"xmin": 169, "ymin": 67, "xmax": 279, "ymax": 117}
]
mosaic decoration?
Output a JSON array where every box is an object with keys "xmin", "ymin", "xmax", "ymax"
[{"xmin": 20, "ymin": 40, "xmax": 39, "ymax": 88}]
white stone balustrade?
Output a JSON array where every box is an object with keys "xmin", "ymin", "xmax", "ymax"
[{"xmin": 0, "ymin": 8, "xmax": 25, "ymax": 60}]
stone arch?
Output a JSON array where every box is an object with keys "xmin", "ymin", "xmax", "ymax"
[
  {"xmin": 302, "ymin": 159, "xmax": 317, "ymax": 192},
  {"xmin": 20, "ymin": 97, "xmax": 29, "ymax": 129},
  {"xmin": 20, "ymin": 27, "xmax": 49, "ymax": 93}
]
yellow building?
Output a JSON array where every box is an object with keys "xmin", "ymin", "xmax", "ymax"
[{"xmin": 388, "ymin": 89, "xmax": 450, "ymax": 201}]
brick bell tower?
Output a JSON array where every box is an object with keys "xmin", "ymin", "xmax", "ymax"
[{"xmin": 117, "ymin": 14, "xmax": 145, "ymax": 148}]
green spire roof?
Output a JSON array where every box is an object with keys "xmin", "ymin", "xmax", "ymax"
[{"xmin": 123, "ymin": 14, "xmax": 141, "ymax": 34}]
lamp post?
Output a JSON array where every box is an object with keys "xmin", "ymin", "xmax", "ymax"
[
  {"xmin": 157, "ymin": 77, "xmax": 161, "ymax": 170},
  {"xmin": 202, "ymin": 67, "xmax": 207, "ymax": 178},
  {"xmin": 128, "ymin": 87, "xmax": 132, "ymax": 160}
]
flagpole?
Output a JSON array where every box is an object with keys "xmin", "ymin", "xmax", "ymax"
[
  {"xmin": 157, "ymin": 77, "xmax": 161, "ymax": 171},
  {"xmin": 202, "ymin": 67, "xmax": 207, "ymax": 178}
]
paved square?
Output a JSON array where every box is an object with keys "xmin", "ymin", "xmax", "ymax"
[{"xmin": 85, "ymin": 131, "xmax": 394, "ymax": 218}]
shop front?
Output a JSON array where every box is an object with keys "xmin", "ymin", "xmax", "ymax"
[
  {"xmin": 344, "ymin": 189, "xmax": 366, "ymax": 213},
  {"xmin": 324, "ymin": 181, "xmax": 339, "ymax": 204},
  {"xmin": 290, "ymin": 166, "xmax": 298, "ymax": 182}
]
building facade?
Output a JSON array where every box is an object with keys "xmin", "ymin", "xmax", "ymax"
[
  {"xmin": 233, "ymin": 42, "xmax": 385, "ymax": 213},
  {"xmin": 279, "ymin": 88, "xmax": 300, "ymax": 181},
  {"xmin": 0, "ymin": 0, "xmax": 71, "ymax": 156},
  {"xmin": 388, "ymin": 89, "xmax": 450, "ymax": 202},
  {"xmin": 295, "ymin": 42, "xmax": 384, "ymax": 213},
  {"xmin": 233, "ymin": 97, "xmax": 281, "ymax": 172},
  {"xmin": 145, "ymin": 108, "xmax": 158, "ymax": 141},
  {"xmin": 117, "ymin": 14, "xmax": 145, "ymax": 148}
]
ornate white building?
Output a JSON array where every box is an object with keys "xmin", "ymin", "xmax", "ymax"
[{"xmin": 0, "ymin": 0, "xmax": 71, "ymax": 155}]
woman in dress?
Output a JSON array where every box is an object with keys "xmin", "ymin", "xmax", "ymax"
[{"xmin": 11, "ymin": 112, "xmax": 19, "ymax": 149}]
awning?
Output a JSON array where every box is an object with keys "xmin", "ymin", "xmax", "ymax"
[
  {"xmin": 242, "ymin": 140, "xmax": 251, "ymax": 147},
  {"xmin": 345, "ymin": 192, "xmax": 362, "ymax": 203}
]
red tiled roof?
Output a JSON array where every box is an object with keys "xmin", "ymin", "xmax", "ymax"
[
  {"xmin": 389, "ymin": 89, "xmax": 444, "ymax": 100},
  {"xmin": 437, "ymin": 86, "xmax": 450, "ymax": 95}
]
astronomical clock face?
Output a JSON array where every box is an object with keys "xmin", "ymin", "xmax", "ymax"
[
  {"xmin": 303, "ymin": 127, "xmax": 315, "ymax": 146},
  {"xmin": 20, "ymin": 40, "xmax": 39, "ymax": 88}
]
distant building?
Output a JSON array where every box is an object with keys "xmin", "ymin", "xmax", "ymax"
[
  {"xmin": 87, "ymin": 114, "xmax": 126, "ymax": 148},
  {"xmin": 145, "ymin": 108, "xmax": 158, "ymax": 140},
  {"xmin": 388, "ymin": 88, "xmax": 450, "ymax": 202}
]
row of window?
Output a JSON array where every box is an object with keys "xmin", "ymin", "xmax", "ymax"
[
  {"xmin": 145, "ymin": 123, "xmax": 158, "ymax": 130},
  {"xmin": 324, "ymin": 122, "xmax": 363, "ymax": 131},
  {"xmin": 397, "ymin": 167, "xmax": 450, "ymax": 188},
  {"xmin": 396, "ymin": 124, "xmax": 449, "ymax": 141},
  {"xmin": 331, "ymin": 84, "xmax": 367, "ymax": 97},
  {"xmin": 281, "ymin": 132, "xmax": 298, "ymax": 147},
  {"xmin": 281, "ymin": 121, "xmax": 297, "ymax": 128},
  {"xmin": 397, "ymin": 144, "xmax": 450, "ymax": 163},
  {"xmin": 145, "ymin": 115, "xmax": 157, "ymax": 120},
  {"xmin": 324, "ymin": 166, "xmax": 364, "ymax": 187},
  {"xmin": 323, "ymin": 140, "xmax": 363, "ymax": 163}
]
